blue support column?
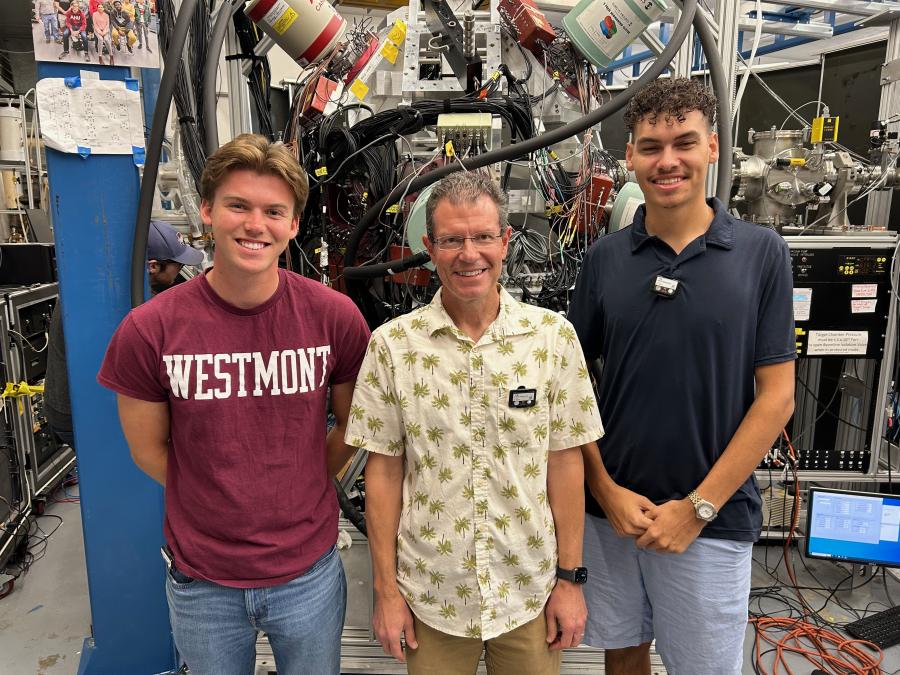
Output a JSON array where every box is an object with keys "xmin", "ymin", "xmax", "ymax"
[
  {"xmin": 141, "ymin": 68, "xmax": 161, "ymax": 146},
  {"xmin": 692, "ymin": 32, "xmax": 703, "ymax": 72},
  {"xmin": 36, "ymin": 62, "xmax": 176, "ymax": 675}
]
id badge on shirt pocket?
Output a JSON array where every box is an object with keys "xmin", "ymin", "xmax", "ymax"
[{"xmin": 508, "ymin": 386, "xmax": 537, "ymax": 409}]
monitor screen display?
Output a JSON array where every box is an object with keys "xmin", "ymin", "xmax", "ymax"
[{"xmin": 806, "ymin": 487, "xmax": 900, "ymax": 568}]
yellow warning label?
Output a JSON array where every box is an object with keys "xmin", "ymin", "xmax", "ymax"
[
  {"xmin": 314, "ymin": 166, "xmax": 328, "ymax": 177},
  {"xmin": 386, "ymin": 204, "xmax": 401, "ymax": 214},
  {"xmin": 387, "ymin": 20, "xmax": 407, "ymax": 45},
  {"xmin": 381, "ymin": 41, "xmax": 399, "ymax": 64},
  {"xmin": 445, "ymin": 141, "xmax": 455, "ymax": 157},
  {"xmin": 272, "ymin": 7, "xmax": 297, "ymax": 35},
  {"xmin": 349, "ymin": 79, "xmax": 369, "ymax": 100}
]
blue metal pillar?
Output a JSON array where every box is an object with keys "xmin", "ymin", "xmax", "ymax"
[
  {"xmin": 141, "ymin": 68, "xmax": 161, "ymax": 146},
  {"xmin": 36, "ymin": 62, "xmax": 175, "ymax": 675}
]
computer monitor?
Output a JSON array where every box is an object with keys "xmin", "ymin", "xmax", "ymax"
[{"xmin": 806, "ymin": 487, "xmax": 900, "ymax": 568}]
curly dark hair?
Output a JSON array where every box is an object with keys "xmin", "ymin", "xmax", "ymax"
[{"xmin": 623, "ymin": 78, "xmax": 717, "ymax": 133}]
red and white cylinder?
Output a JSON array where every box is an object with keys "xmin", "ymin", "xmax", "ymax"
[{"xmin": 244, "ymin": 0, "xmax": 346, "ymax": 68}]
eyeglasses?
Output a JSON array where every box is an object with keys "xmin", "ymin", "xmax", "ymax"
[{"xmin": 432, "ymin": 232, "xmax": 503, "ymax": 251}]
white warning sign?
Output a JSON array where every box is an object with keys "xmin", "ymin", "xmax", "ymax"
[
  {"xmin": 793, "ymin": 288, "xmax": 812, "ymax": 322},
  {"xmin": 851, "ymin": 299, "xmax": 877, "ymax": 314},
  {"xmin": 851, "ymin": 283, "xmax": 878, "ymax": 298},
  {"xmin": 807, "ymin": 330, "xmax": 869, "ymax": 356}
]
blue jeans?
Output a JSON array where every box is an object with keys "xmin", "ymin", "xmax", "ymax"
[
  {"xmin": 62, "ymin": 29, "xmax": 87, "ymax": 52},
  {"xmin": 165, "ymin": 544, "xmax": 346, "ymax": 675},
  {"xmin": 41, "ymin": 14, "xmax": 57, "ymax": 39}
]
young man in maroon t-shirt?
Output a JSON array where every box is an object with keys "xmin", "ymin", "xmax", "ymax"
[{"xmin": 98, "ymin": 134, "xmax": 370, "ymax": 675}]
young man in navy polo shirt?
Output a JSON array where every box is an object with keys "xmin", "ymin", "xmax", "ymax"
[{"xmin": 568, "ymin": 78, "xmax": 796, "ymax": 674}]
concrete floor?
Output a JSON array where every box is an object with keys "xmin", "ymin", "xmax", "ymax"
[
  {"xmin": 0, "ymin": 496, "xmax": 91, "ymax": 675},
  {"xmin": 2, "ymin": 492, "xmax": 900, "ymax": 674}
]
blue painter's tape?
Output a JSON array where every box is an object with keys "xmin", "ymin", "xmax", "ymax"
[
  {"xmin": 124, "ymin": 78, "xmax": 139, "ymax": 92},
  {"xmin": 132, "ymin": 146, "xmax": 145, "ymax": 166},
  {"xmin": 64, "ymin": 75, "xmax": 81, "ymax": 88},
  {"xmin": 76, "ymin": 146, "xmax": 91, "ymax": 158}
]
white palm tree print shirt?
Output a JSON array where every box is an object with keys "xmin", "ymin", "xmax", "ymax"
[{"xmin": 347, "ymin": 287, "xmax": 604, "ymax": 639}]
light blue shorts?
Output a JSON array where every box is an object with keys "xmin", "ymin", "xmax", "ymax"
[{"xmin": 583, "ymin": 514, "xmax": 752, "ymax": 675}]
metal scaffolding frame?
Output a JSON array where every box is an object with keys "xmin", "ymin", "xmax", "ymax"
[
  {"xmin": 602, "ymin": 1, "xmax": 900, "ymax": 78},
  {"xmin": 594, "ymin": 2, "xmax": 900, "ymax": 225},
  {"xmin": 865, "ymin": 16, "xmax": 900, "ymax": 227}
]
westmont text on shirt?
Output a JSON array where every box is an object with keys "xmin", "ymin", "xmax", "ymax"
[{"xmin": 162, "ymin": 346, "xmax": 332, "ymax": 400}]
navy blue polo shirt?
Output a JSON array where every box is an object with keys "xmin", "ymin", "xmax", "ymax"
[{"xmin": 568, "ymin": 198, "xmax": 795, "ymax": 541}]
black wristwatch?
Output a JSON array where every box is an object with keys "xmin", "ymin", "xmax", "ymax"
[{"xmin": 556, "ymin": 566, "xmax": 588, "ymax": 584}]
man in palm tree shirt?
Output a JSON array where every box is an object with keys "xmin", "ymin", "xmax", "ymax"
[{"xmin": 347, "ymin": 172, "xmax": 603, "ymax": 675}]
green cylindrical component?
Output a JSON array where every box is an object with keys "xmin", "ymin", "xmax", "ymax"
[
  {"xmin": 607, "ymin": 181, "xmax": 645, "ymax": 233},
  {"xmin": 562, "ymin": 0, "xmax": 668, "ymax": 70}
]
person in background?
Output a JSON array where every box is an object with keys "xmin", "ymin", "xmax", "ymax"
[
  {"xmin": 133, "ymin": 0, "xmax": 151, "ymax": 52},
  {"xmin": 59, "ymin": 0, "xmax": 89, "ymax": 62},
  {"xmin": 54, "ymin": 0, "xmax": 74, "ymax": 44},
  {"xmin": 45, "ymin": 220, "xmax": 203, "ymax": 449},
  {"xmin": 37, "ymin": 0, "xmax": 59, "ymax": 43},
  {"xmin": 109, "ymin": 0, "xmax": 136, "ymax": 54},
  {"xmin": 91, "ymin": 1, "xmax": 111, "ymax": 65}
]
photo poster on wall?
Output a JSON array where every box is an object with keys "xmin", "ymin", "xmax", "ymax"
[{"xmin": 31, "ymin": 0, "xmax": 160, "ymax": 69}]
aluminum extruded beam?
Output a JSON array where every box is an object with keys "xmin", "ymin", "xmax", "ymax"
[
  {"xmin": 661, "ymin": 8, "xmax": 834, "ymax": 38},
  {"xmin": 766, "ymin": 0, "xmax": 900, "ymax": 18},
  {"xmin": 227, "ymin": 29, "xmax": 252, "ymax": 136},
  {"xmin": 705, "ymin": 0, "xmax": 740, "ymax": 196},
  {"xmin": 638, "ymin": 29, "xmax": 677, "ymax": 74},
  {"xmin": 738, "ymin": 19, "xmax": 833, "ymax": 37},
  {"xmin": 864, "ymin": 18, "xmax": 900, "ymax": 227},
  {"xmin": 673, "ymin": 21, "xmax": 694, "ymax": 77}
]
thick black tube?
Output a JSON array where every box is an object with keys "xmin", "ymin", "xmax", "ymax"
[
  {"xmin": 342, "ymin": 0, "xmax": 700, "ymax": 281},
  {"xmin": 133, "ymin": 0, "xmax": 199, "ymax": 308},
  {"xmin": 343, "ymin": 251, "xmax": 432, "ymax": 280},
  {"xmin": 693, "ymin": 7, "xmax": 733, "ymax": 203},
  {"xmin": 204, "ymin": 0, "xmax": 243, "ymax": 155},
  {"xmin": 334, "ymin": 478, "xmax": 366, "ymax": 536}
]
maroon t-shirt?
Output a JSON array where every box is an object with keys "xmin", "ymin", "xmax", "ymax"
[{"xmin": 98, "ymin": 269, "xmax": 370, "ymax": 587}]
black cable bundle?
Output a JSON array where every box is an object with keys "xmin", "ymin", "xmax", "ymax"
[
  {"xmin": 156, "ymin": 0, "xmax": 209, "ymax": 187},
  {"xmin": 189, "ymin": 0, "xmax": 210, "ymax": 150},
  {"xmin": 298, "ymin": 88, "xmax": 536, "ymax": 205},
  {"xmin": 231, "ymin": 10, "xmax": 275, "ymax": 140},
  {"xmin": 592, "ymin": 148, "xmax": 627, "ymax": 189}
]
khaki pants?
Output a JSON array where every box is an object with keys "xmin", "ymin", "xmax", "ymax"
[
  {"xmin": 112, "ymin": 27, "xmax": 136, "ymax": 48},
  {"xmin": 406, "ymin": 613, "xmax": 561, "ymax": 675}
]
